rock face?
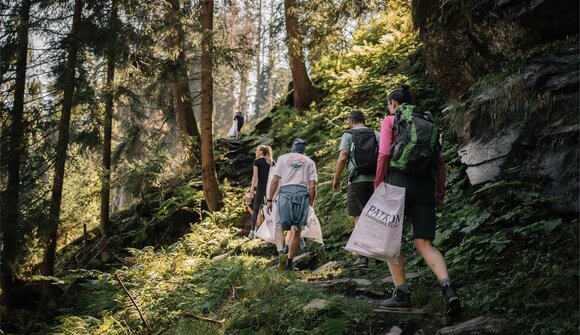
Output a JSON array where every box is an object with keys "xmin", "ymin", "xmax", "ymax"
[
  {"xmin": 458, "ymin": 128, "xmax": 521, "ymax": 185},
  {"xmin": 413, "ymin": 0, "xmax": 579, "ymax": 213},
  {"xmin": 412, "ymin": 0, "xmax": 579, "ymax": 98},
  {"xmin": 456, "ymin": 45, "xmax": 579, "ymax": 212}
]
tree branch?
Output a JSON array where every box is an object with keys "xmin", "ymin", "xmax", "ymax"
[{"xmin": 114, "ymin": 272, "xmax": 153, "ymax": 335}]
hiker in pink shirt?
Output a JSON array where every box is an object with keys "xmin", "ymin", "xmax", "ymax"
[{"xmin": 376, "ymin": 85, "xmax": 461, "ymax": 317}]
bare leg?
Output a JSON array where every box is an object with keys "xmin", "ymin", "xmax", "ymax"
[
  {"xmin": 275, "ymin": 226, "xmax": 285, "ymax": 252},
  {"xmin": 288, "ymin": 228, "xmax": 301, "ymax": 259},
  {"xmin": 386, "ymin": 254, "xmax": 406, "ymax": 286},
  {"xmin": 414, "ymin": 239, "xmax": 449, "ymax": 281}
]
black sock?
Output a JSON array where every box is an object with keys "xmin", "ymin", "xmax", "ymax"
[{"xmin": 395, "ymin": 284, "xmax": 410, "ymax": 293}]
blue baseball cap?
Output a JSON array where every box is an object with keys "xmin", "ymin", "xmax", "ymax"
[{"xmin": 291, "ymin": 138, "xmax": 307, "ymax": 153}]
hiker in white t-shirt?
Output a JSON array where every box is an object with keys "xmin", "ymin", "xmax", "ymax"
[{"xmin": 265, "ymin": 139, "xmax": 318, "ymax": 271}]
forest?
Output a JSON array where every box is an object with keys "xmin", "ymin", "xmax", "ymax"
[{"xmin": 1, "ymin": 0, "xmax": 578, "ymax": 334}]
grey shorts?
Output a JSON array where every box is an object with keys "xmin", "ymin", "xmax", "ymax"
[
  {"xmin": 278, "ymin": 185, "xmax": 310, "ymax": 231},
  {"xmin": 346, "ymin": 181, "xmax": 374, "ymax": 216}
]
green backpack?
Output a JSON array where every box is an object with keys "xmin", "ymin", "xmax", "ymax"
[{"xmin": 389, "ymin": 104, "xmax": 441, "ymax": 175}]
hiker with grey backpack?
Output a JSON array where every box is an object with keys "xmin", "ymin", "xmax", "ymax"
[
  {"xmin": 332, "ymin": 110, "xmax": 380, "ymax": 267},
  {"xmin": 375, "ymin": 85, "xmax": 461, "ymax": 316}
]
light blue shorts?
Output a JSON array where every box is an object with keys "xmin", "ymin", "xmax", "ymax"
[{"xmin": 278, "ymin": 185, "xmax": 309, "ymax": 231}]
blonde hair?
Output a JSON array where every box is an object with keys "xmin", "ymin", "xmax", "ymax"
[{"xmin": 257, "ymin": 145, "xmax": 273, "ymax": 165}]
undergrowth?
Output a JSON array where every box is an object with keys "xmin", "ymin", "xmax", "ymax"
[{"xmin": 46, "ymin": 3, "xmax": 578, "ymax": 335}]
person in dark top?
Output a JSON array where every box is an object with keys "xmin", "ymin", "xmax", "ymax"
[
  {"xmin": 248, "ymin": 145, "xmax": 274, "ymax": 238},
  {"xmin": 234, "ymin": 112, "xmax": 244, "ymax": 140},
  {"xmin": 375, "ymin": 85, "xmax": 461, "ymax": 316}
]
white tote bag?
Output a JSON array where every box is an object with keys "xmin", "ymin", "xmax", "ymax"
[
  {"xmin": 301, "ymin": 206, "xmax": 323, "ymax": 244},
  {"xmin": 256, "ymin": 200, "xmax": 278, "ymax": 244},
  {"xmin": 227, "ymin": 121, "xmax": 237, "ymax": 137},
  {"xmin": 345, "ymin": 182, "xmax": 405, "ymax": 263}
]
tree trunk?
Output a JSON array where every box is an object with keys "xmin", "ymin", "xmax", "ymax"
[
  {"xmin": 200, "ymin": 0, "xmax": 222, "ymax": 212},
  {"xmin": 265, "ymin": 0, "xmax": 275, "ymax": 113},
  {"xmin": 100, "ymin": 0, "xmax": 118, "ymax": 238},
  {"xmin": 1, "ymin": 0, "xmax": 30, "ymax": 309},
  {"xmin": 169, "ymin": 0, "xmax": 201, "ymax": 164},
  {"xmin": 173, "ymin": 80, "xmax": 201, "ymax": 139},
  {"xmin": 238, "ymin": 67, "xmax": 249, "ymax": 119},
  {"xmin": 252, "ymin": 0, "xmax": 263, "ymax": 118},
  {"xmin": 221, "ymin": 1, "xmax": 238, "ymax": 129},
  {"xmin": 43, "ymin": 0, "xmax": 83, "ymax": 277},
  {"xmin": 284, "ymin": 0, "xmax": 320, "ymax": 111}
]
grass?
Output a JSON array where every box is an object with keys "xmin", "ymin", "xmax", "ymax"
[{"xmin": 42, "ymin": 4, "xmax": 578, "ymax": 334}]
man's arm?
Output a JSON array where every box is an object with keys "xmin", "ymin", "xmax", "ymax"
[
  {"xmin": 308, "ymin": 180, "xmax": 317, "ymax": 207},
  {"xmin": 333, "ymin": 150, "xmax": 349, "ymax": 191},
  {"xmin": 265, "ymin": 176, "xmax": 280, "ymax": 214}
]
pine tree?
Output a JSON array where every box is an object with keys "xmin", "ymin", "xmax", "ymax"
[
  {"xmin": 1, "ymin": 0, "xmax": 31, "ymax": 309},
  {"xmin": 43, "ymin": 0, "xmax": 83, "ymax": 277},
  {"xmin": 199, "ymin": 0, "xmax": 223, "ymax": 211}
]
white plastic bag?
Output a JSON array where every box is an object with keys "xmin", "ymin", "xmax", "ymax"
[
  {"xmin": 256, "ymin": 200, "xmax": 278, "ymax": 244},
  {"xmin": 345, "ymin": 182, "xmax": 405, "ymax": 262},
  {"xmin": 301, "ymin": 206, "xmax": 323, "ymax": 244},
  {"xmin": 227, "ymin": 121, "xmax": 237, "ymax": 137}
]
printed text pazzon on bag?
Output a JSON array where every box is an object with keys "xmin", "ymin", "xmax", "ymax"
[{"xmin": 364, "ymin": 205, "xmax": 401, "ymax": 228}]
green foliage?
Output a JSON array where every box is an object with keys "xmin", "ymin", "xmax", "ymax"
[
  {"xmin": 43, "ymin": 3, "xmax": 578, "ymax": 335},
  {"xmin": 156, "ymin": 182, "xmax": 204, "ymax": 221},
  {"xmin": 428, "ymin": 152, "xmax": 579, "ymax": 334},
  {"xmin": 121, "ymin": 154, "xmax": 169, "ymax": 199},
  {"xmin": 51, "ymin": 188, "xmax": 375, "ymax": 335}
]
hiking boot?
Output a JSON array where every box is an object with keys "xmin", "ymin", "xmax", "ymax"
[
  {"xmin": 441, "ymin": 283, "xmax": 461, "ymax": 316},
  {"xmin": 379, "ymin": 288, "xmax": 411, "ymax": 311},
  {"xmin": 277, "ymin": 254, "xmax": 288, "ymax": 271},
  {"xmin": 352, "ymin": 256, "xmax": 369, "ymax": 268},
  {"xmin": 285, "ymin": 262, "xmax": 297, "ymax": 271}
]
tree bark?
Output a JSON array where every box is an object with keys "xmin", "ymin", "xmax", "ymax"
[
  {"xmin": 169, "ymin": 0, "xmax": 201, "ymax": 164},
  {"xmin": 43, "ymin": 0, "xmax": 83, "ymax": 277},
  {"xmin": 100, "ymin": 0, "xmax": 118, "ymax": 238},
  {"xmin": 200, "ymin": 0, "xmax": 222, "ymax": 212},
  {"xmin": 284, "ymin": 0, "xmax": 320, "ymax": 111},
  {"xmin": 1, "ymin": 0, "xmax": 31, "ymax": 308},
  {"xmin": 172, "ymin": 80, "xmax": 200, "ymax": 139},
  {"xmin": 252, "ymin": 0, "xmax": 263, "ymax": 118},
  {"xmin": 265, "ymin": 0, "xmax": 275, "ymax": 113},
  {"xmin": 238, "ymin": 66, "xmax": 249, "ymax": 119}
]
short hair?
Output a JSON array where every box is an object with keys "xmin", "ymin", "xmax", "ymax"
[{"xmin": 349, "ymin": 110, "xmax": 365, "ymax": 123}]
